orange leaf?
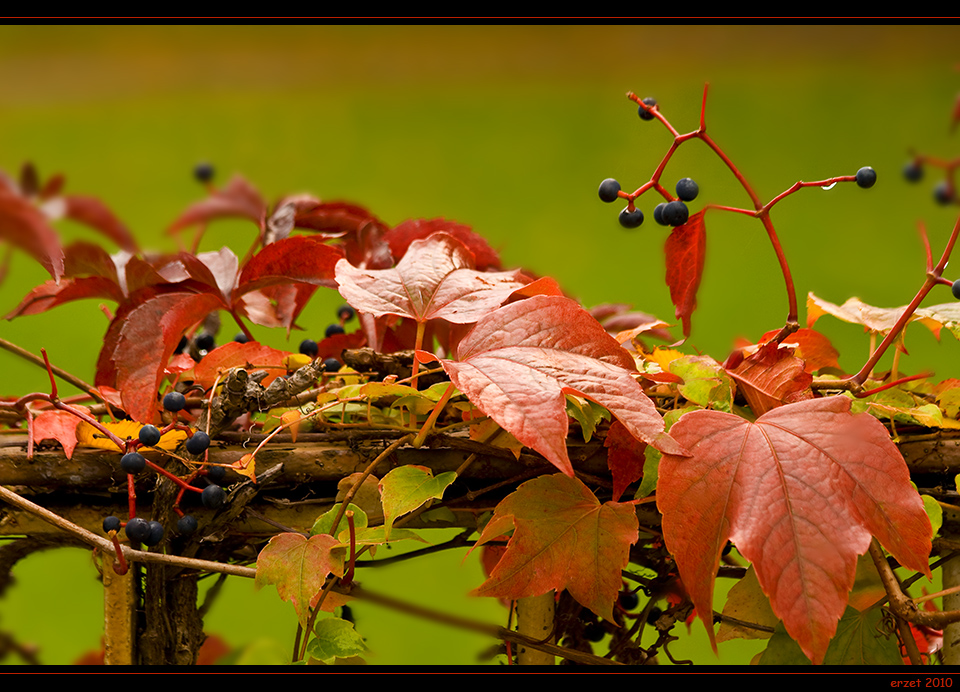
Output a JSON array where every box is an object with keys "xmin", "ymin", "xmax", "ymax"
[
  {"xmin": 471, "ymin": 474, "xmax": 638, "ymax": 622},
  {"xmin": 657, "ymin": 396, "xmax": 932, "ymax": 665}
]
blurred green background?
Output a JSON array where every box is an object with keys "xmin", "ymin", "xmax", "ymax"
[{"xmin": 0, "ymin": 24, "xmax": 957, "ymax": 665}]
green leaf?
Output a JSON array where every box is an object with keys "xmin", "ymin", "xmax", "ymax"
[
  {"xmin": 306, "ymin": 617, "xmax": 368, "ymax": 661},
  {"xmin": 379, "ymin": 466, "xmax": 457, "ymax": 539},
  {"xmin": 717, "ymin": 566, "xmax": 777, "ymax": 644},
  {"xmin": 351, "ymin": 526, "xmax": 430, "ymax": 546},
  {"xmin": 669, "ymin": 355, "xmax": 734, "ymax": 412},
  {"xmin": 759, "ymin": 607, "xmax": 903, "ymax": 665},
  {"xmin": 634, "ymin": 406, "xmax": 698, "ymax": 500},
  {"xmin": 310, "ymin": 503, "xmax": 368, "ymax": 538},
  {"xmin": 565, "ymin": 393, "xmax": 610, "ymax": 442},
  {"xmin": 923, "ymin": 494, "xmax": 943, "ymax": 538}
]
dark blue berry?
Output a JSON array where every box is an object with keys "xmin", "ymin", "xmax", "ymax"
[
  {"xmin": 102, "ymin": 516, "xmax": 122, "ymax": 533},
  {"xmin": 201, "ymin": 485, "xmax": 225, "ymax": 509},
  {"xmin": 638, "ymin": 97, "xmax": 657, "ymax": 121},
  {"xmin": 233, "ymin": 332, "xmax": 250, "ymax": 343},
  {"xmin": 337, "ymin": 305, "xmax": 356, "ymax": 322},
  {"xmin": 143, "ymin": 521, "xmax": 165, "ymax": 547},
  {"xmin": 121, "ymin": 452, "xmax": 146, "ymax": 474},
  {"xmin": 139, "ymin": 425, "xmax": 161, "ymax": 447},
  {"xmin": 163, "ymin": 391, "xmax": 186, "ymax": 412},
  {"xmin": 194, "ymin": 162, "xmax": 215, "ymax": 183},
  {"xmin": 177, "ymin": 514, "xmax": 198, "ymax": 534},
  {"xmin": 299, "ymin": 339, "xmax": 319, "ymax": 357},
  {"xmin": 598, "ymin": 178, "xmax": 621, "ymax": 203},
  {"xmin": 322, "ymin": 357, "xmax": 341, "ymax": 372},
  {"xmin": 205, "ymin": 465, "xmax": 226, "ymax": 484},
  {"xmin": 935, "ymin": 181, "xmax": 955, "ymax": 205},
  {"xmin": 653, "ymin": 203, "xmax": 668, "ymax": 226},
  {"xmin": 583, "ymin": 621, "xmax": 606, "ymax": 642},
  {"xmin": 903, "ymin": 161, "xmax": 923, "ymax": 183},
  {"xmin": 618, "ymin": 590, "xmax": 640, "ymax": 611},
  {"xmin": 662, "ymin": 200, "xmax": 689, "ymax": 226},
  {"xmin": 195, "ymin": 333, "xmax": 216, "ymax": 352},
  {"xmin": 125, "ymin": 517, "xmax": 149, "ymax": 543},
  {"xmin": 174, "ymin": 336, "xmax": 188, "ymax": 355},
  {"xmin": 186, "ymin": 431, "xmax": 210, "ymax": 455},
  {"xmin": 618, "ymin": 207, "xmax": 644, "ymax": 229},
  {"xmin": 675, "ymin": 178, "xmax": 699, "ymax": 202},
  {"xmin": 952, "ymin": 279, "xmax": 960, "ymax": 301},
  {"xmin": 325, "ymin": 324, "xmax": 345, "ymax": 338},
  {"xmin": 855, "ymin": 167, "xmax": 877, "ymax": 189}
]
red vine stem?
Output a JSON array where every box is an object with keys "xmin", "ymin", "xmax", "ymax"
[
  {"xmin": 847, "ymin": 213, "xmax": 960, "ymax": 387},
  {"xmin": 627, "ymin": 85, "xmax": 801, "ymax": 334}
]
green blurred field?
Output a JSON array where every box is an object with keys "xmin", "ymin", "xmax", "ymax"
[{"xmin": 1, "ymin": 24, "xmax": 957, "ymax": 665}]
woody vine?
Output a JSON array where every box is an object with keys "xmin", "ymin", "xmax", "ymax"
[{"xmin": 1, "ymin": 80, "xmax": 959, "ymax": 666}]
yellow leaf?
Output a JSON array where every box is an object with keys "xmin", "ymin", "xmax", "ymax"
[
  {"xmin": 76, "ymin": 420, "xmax": 186, "ymax": 451},
  {"xmin": 283, "ymin": 353, "xmax": 314, "ymax": 371},
  {"xmin": 232, "ymin": 453, "xmax": 257, "ymax": 481}
]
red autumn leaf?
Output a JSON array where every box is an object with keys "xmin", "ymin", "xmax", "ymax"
[
  {"xmin": 192, "ymin": 341, "xmax": 293, "ymax": 389},
  {"xmin": 471, "ymin": 474, "xmax": 638, "ymax": 622},
  {"xmin": 383, "ymin": 218, "xmax": 502, "ymax": 271},
  {"xmin": 664, "ymin": 210, "xmax": 705, "ymax": 339},
  {"xmin": 167, "ymin": 173, "xmax": 267, "ymax": 235},
  {"xmin": 603, "ymin": 419, "xmax": 646, "ymax": 502},
  {"xmin": 0, "ymin": 187, "xmax": 64, "ymax": 282},
  {"xmin": 758, "ymin": 327, "xmax": 841, "ymax": 374},
  {"xmin": 265, "ymin": 195, "xmax": 367, "ymax": 244},
  {"xmin": 62, "ymin": 195, "xmax": 139, "ymax": 254},
  {"xmin": 95, "ymin": 287, "xmax": 225, "ymax": 423},
  {"xmin": 440, "ymin": 294, "xmax": 686, "ymax": 476},
  {"xmin": 657, "ymin": 396, "xmax": 932, "ymax": 665},
  {"xmin": 335, "ymin": 232, "xmax": 534, "ymax": 326},
  {"xmin": 31, "ymin": 407, "xmax": 88, "ymax": 459},
  {"xmin": 726, "ymin": 339, "xmax": 813, "ymax": 416},
  {"xmin": 3, "ymin": 242, "xmax": 169, "ymax": 319},
  {"xmin": 236, "ymin": 235, "xmax": 342, "ymax": 295}
]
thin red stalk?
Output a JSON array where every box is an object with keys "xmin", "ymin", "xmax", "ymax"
[
  {"xmin": 41, "ymin": 349, "xmax": 57, "ymax": 399},
  {"xmin": 127, "ymin": 473, "xmax": 137, "ymax": 518}
]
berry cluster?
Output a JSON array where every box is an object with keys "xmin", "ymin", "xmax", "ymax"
[
  {"xmin": 597, "ymin": 97, "xmax": 704, "ymax": 232},
  {"xmin": 599, "ymin": 175, "xmax": 699, "ymax": 231},
  {"xmin": 902, "ymin": 158, "xmax": 956, "ymax": 205},
  {"xmin": 100, "ymin": 381, "xmax": 227, "ymax": 548}
]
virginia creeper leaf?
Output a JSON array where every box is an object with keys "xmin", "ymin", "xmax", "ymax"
[
  {"xmin": 664, "ymin": 210, "xmax": 705, "ymax": 339},
  {"xmin": 603, "ymin": 419, "xmax": 645, "ymax": 502},
  {"xmin": 306, "ymin": 617, "xmax": 368, "ymax": 662},
  {"xmin": 725, "ymin": 340, "xmax": 813, "ymax": 416},
  {"xmin": 383, "ymin": 218, "xmax": 502, "ymax": 271},
  {"xmin": 255, "ymin": 532, "xmax": 345, "ymax": 629},
  {"xmin": 62, "ymin": 194, "xmax": 139, "ymax": 253},
  {"xmin": 31, "ymin": 408, "xmax": 88, "ymax": 459},
  {"xmin": 471, "ymin": 473, "xmax": 638, "ymax": 622},
  {"xmin": 95, "ymin": 288, "xmax": 224, "ymax": 423},
  {"xmin": 441, "ymin": 295, "xmax": 685, "ymax": 476},
  {"xmin": 168, "ymin": 173, "xmax": 267, "ymax": 234},
  {"xmin": 657, "ymin": 396, "xmax": 932, "ymax": 665},
  {"xmin": 379, "ymin": 465, "xmax": 456, "ymax": 539},
  {"xmin": 0, "ymin": 187, "xmax": 64, "ymax": 282},
  {"xmin": 335, "ymin": 232, "xmax": 534, "ymax": 325},
  {"xmin": 192, "ymin": 340, "xmax": 294, "ymax": 389},
  {"xmin": 758, "ymin": 328, "xmax": 840, "ymax": 374}
]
